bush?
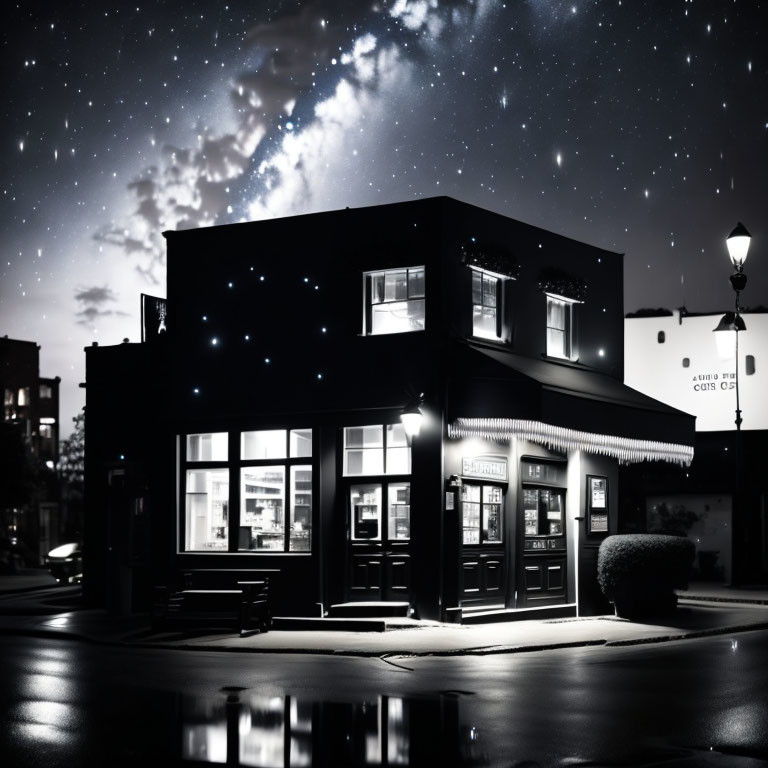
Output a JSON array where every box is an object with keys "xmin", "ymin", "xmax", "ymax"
[{"xmin": 597, "ymin": 534, "xmax": 695, "ymax": 619}]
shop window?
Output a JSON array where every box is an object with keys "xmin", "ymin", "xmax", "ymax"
[
  {"xmin": 461, "ymin": 484, "xmax": 502, "ymax": 544},
  {"xmin": 40, "ymin": 384, "xmax": 53, "ymax": 399},
  {"xmin": 364, "ymin": 266, "xmax": 425, "ymax": 335},
  {"xmin": 185, "ymin": 468, "xmax": 229, "ymax": 551},
  {"xmin": 343, "ymin": 424, "xmax": 410, "ymax": 476},
  {"xmin": 546, "ymin": 295, "xmax": 574, "ymax": 359},
  {"xmin": 523, "ymin": 488, "xmax": 564, "ymax": 537},
  {"xmin": 350, "ymin": 482, "xmax": 410, "ymax": 542},
  {"xmin": 180, "ymin": 428, "xmax": 313, "ymax": 553},
  {"xmin": 471, "ymin": 268, "xmax": 503, "ymax": 340}
]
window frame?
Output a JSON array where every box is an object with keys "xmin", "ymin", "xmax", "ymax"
[
  {"xmin": 342, "ymin": 423, "xmax": 411, "ymax": 477},
  {"xmin": 363, "ymin": 265, "xmax": 426, "ymax": 336},
  {"xmin": 470, "ymin": 267, "xmax": 504, "ymax": 341},
  {"xmin": 179, "ymin": 428, "xmax": 314, "ymax": 555},
  {"xmin": 545, "ymin": 293, "xmax": 578, "ymax": 360}
]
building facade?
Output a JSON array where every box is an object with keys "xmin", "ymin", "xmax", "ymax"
[
  {"xmin": 0, "ymin": 336, "xmax": 61, "ymax": 563},
  {"xmin": 624, "ymin": 308, "xmax": 768, "ymax": 584},
  {"xmin": 84, "ymin": 198, "xmax": 694, "ymax": 620}
]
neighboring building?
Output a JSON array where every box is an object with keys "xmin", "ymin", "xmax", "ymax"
[
  {"xmin": 83, "ymin": 197, "xmax": 694, "ymax": 620},
  {"xmin": 624, "ymin": 308, "xmax": 768, "ymax": 584},
  {"xmin": 0, "ymin": 336, "xmax": 61, "ymax": 563}
]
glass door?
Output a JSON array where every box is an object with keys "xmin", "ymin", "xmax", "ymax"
[
  {"xmin": 460, "ymin": 482, "xmax": 506, "ymax": 607},
  {"xmin": 520, "ymin": 485, "xmax": 567, "ymax": 607},
  {"xmin": 348, "ymin": 483, "xmax": 411, "ymax": 602},
  {"xmin": 461, "ymin": 483, "xmax": 503, "ymax": 545}
]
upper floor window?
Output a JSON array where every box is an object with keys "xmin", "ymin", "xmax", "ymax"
[
  {"xmin": 40, "ymin": 384, "xmax": 53, "ymax": 399},
  {"xmin": 364, "ymin": 267, "xmax": 425, "ymax": 335},
  {"xmin": 546, "ymin": 294, "xmax": 575, "ymax": 360},
  {"xmin": 471, "ymin": 268, "xmax": 502, "ymax": 340}
]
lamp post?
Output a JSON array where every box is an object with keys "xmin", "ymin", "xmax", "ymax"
[{"xmin": 713, "ymin": 222, "xmax": 751, "ymax": 586}]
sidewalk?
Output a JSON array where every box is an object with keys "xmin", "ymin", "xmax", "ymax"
[{"xmin": 1, "ymin": 571, "xmax": 768, "ymax": 657}]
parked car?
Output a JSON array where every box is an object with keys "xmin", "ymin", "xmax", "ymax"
[{"xmin": 45, "ymin": 542, "xmax": 83, "ymax": 584}]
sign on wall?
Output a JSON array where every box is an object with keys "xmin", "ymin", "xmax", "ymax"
[{"xmin": 462, "ymin": 455, "xmax": 508, "ymax": 482}]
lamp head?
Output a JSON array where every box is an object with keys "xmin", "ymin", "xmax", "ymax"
[
  {"xmin": 400, "ymin": 397, "xmax": 424, "ymax": 440},
  {"xmin": 726, "ymin": 222, "xmax": 751, "ymax": 268},
  {"xmin": 713, "ymin": 311, "xmax": 746, "ymax": 360}
]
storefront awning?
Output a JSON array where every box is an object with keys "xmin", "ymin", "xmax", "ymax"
[{"xmin": 446, "ymin": 343, "xmax": 695, "ymax": 466}]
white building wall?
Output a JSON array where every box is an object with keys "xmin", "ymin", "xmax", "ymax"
[{"xmin": 624, "ymin": 310, "xmax": 768, "ymax": 432}]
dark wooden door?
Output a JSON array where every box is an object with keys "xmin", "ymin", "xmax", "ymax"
[{"xmin": 347, "ymin": 482, "xmax": 411, "ymax": 603}]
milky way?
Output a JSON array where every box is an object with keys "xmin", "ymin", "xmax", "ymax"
[{"xmin": 2, "ymin": 0, "xmax": 767, "ymax": 433}]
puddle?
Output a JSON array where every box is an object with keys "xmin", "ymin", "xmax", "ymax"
[{"xmin": 180, "ymin": 691, "xmax": 490, "ymax": 766}]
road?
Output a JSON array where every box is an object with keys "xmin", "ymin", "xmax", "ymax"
[{"xmin": 0, "ymin": 629, "xmax": 766, "ymax": 766}]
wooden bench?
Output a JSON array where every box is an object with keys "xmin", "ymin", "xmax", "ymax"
[{"xmin": 152, "ymin": 569, "xmax": 278, "ymax": 635}]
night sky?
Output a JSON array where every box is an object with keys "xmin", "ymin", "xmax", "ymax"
[{"xmin": 2, "ymin": 0, "xmax": 767, "ymax": 435}]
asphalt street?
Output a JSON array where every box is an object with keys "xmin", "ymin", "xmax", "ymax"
[{"xmin": 1, "ymin": 629, "xmax": 767, "ymax": 767}]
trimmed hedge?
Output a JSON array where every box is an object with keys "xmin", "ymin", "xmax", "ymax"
[{"xmin": 597, "ymin": 534, "xmax": 695, "ymax": 619}]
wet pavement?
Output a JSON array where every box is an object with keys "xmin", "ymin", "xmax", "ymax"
[{"xmin": 1, "ymin": 570, "xmax": 768, "ymax": 657}]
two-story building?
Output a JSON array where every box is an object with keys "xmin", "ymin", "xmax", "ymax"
[{"xmin": 83, "ymin": 197, "xmax": 695, "ymax": 621}]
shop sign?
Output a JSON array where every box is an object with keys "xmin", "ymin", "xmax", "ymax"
[{"xmin": 462, "ymin": 455, "xmax": 508, "ymax": 482}]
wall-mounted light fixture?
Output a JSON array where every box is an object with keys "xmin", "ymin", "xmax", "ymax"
[{"xmin": 400, "ymin": 395, "xmax": 425, "ymax": 440}]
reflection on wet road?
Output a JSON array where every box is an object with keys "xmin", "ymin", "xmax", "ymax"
[{"xmin": 1, "ymin": 630, "xmax": 767, "ymax": 766}]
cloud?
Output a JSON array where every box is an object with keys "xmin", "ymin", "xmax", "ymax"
[
  {"xmin": 74, "ymin": 285, "xmax": 128, "ymax": 327},
  {"xmin": 96, "ymin": 1, "xmax": 483, "ymax": 281}
]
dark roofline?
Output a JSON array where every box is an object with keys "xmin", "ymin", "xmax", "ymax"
[{"xmin": 161, "ymin": 196, "xmax": 622, "ymax": 259}]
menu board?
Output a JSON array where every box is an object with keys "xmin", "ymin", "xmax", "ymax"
[{"xmin": 587, "ymin": 476, "xmax": 609, "ymax": 535}]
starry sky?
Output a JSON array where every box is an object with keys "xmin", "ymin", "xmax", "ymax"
[{"xmin": 2, "ymin": 0, "xmax": 767, "ymax": 436}]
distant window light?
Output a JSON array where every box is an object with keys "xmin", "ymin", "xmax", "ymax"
[
  {"xmin": 746, "ymin": 355, "xmax": 755, "ymax": 376},
  {"xmin": 682, "ymin": 357, "xmax": 690, "ymax": 368},
  {"xmin": 40, "ymin": 417, "xmax": 56, "ymax": 425},
  {"xmin": 3, "ymin": 388, "xmax": 14, "ymax": 406},
  {"xmin": 657, "ymin": 331, "xmax": 666, "ymax": 343},
  {"xmin": 17, "ymin": 387, "xmax": 30, "ymax": 407},
  {"xmin": 39, "ymin": 424, "xmax": 54, "ymax": 439},
  {"xmin": 39, "ymin": 384, "xmax": 53, "ymax": 399}
]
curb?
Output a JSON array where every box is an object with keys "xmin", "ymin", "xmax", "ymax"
[{"xmin": 2, "ymin": 620, "xmax": 768, "ymax": 657}]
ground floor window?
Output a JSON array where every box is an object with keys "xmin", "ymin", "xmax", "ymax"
[
  {"xmin": 461, "ymin": 483, "xmax": 503, "ymax": 545},
  {"xmin": 350, "ymin": 482, "xmax": 411, "ymax": 542},
  {"xmin": 181, "ymin": 429, "xmax": 313, "ymax": 553}
]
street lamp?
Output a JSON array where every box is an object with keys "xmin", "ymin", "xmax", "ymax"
[
  {"xmin": 713, "ymin": 222, "xmax": 751, "ymax": 430},
  {"xmin": 714, "ymin": 223, "xmax": 751, "ymax": 587}
]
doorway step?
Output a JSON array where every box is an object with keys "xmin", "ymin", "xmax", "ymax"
[
  {"xmin": 270, "ymin": 602, "xmax": 414, "ymax": 631},
  {"xmin": 327, "ymin": 601, "xmax": 411, "ymax": 618},
  {"xmin": 461, "ymin": 603, "xmax": 576, "ymax": 624}
]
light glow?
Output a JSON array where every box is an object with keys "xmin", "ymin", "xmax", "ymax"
[{"xmin": 448, "ymin": 417, "xmax": 693, "ymax": 466}]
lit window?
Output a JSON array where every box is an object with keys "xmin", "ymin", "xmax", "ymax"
[
  {"xmin": 350, "ymin": 482, "xmax": 411, "ymax": 542},
  {"xmin": 40, "ymin": 384, "xmax": 53, "ymax": 399},
  {"xmin": 186, "ymin": 432, "xmax": 228, "ymax": 461},
  {"xmin": 3, "ymin": 389, "xmax": 13, "ymax": 406},
  {"xmin": 471, "ymin": 269, "xmax": 502, "ymax": 340},
  {"xmin": 39, "ymin": 423, "xmax": 54, "ymax": 439},
  {"xmin": 181, "ymin": 428, "xmax": 313, "ymax": 553},
  {"xmin": 546, "ymin": 295, "xmax": 575, "ymax": 359},
  {"xmin": 185, "ymin": 468, "xmax": 229, "ymax": 551},
  {"xmin": 343, "ymin": 424, "xmax": 410, "ymax": 476},
  {"xmin": 17, "ymin": 387, "xmax": 30, "ymax": 407},
  {"xmin": 364, "ymin": 266, "xmax": 425, "ymax": 335},
  {"xmin": 461, "ymin": 484, "xmax": 503, "ymax": 544}
]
